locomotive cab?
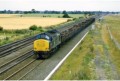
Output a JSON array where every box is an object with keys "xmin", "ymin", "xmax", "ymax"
[
  {"xmin": 34, "ymin": 33, "xmax": 51, "ymax": 52},
  {"xmin": 33, "ymin": 30, "xmax": 61, "ymax": 58}
]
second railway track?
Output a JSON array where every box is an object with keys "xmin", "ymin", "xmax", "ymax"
[
  {"xmin": 5, "ymin": 60, "xmax": 44, "ymax": 80},
  {"xmin": 0, "ymin": 36, "xmax": 35, "ymax": 57},
  {"xmin": 0, "ymin": 50, "xmax": 34, "ymax": 75}
]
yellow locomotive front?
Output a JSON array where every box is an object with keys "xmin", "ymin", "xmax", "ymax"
[
  {"xmin": 33, "ymin": 30, "xmax": 61, "ymax": 59},
  {"xmin": 34, "ymin": 39, "xmax": 49, "ymax": 51},
  {"xmin": 33, "ymin": 33, "xmax": 51, "ymax": 59}
]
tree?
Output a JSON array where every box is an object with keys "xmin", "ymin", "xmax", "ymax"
[
  {"xmin": 62, "ymin": 10, "xmax": 70, "ymax": 18},
  {"xmin": 29, "ymin": 25, "xmax": 37, "ymax": 31},
  {"xmin": 62, "ymin": 10, "xmax": 67, "ymax": 14},
  {"xmin": 31, "ymin": 9, "xmax": 36, "ymax": 13}
]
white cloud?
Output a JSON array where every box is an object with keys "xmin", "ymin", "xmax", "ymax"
[{"xmin": 0, "ymin": 0, "xmax": 120, "ymax": 11}]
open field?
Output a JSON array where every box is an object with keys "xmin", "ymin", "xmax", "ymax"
[
  {"xmin": 0, "ymin": 14, "xmax": 20, "ymax": 18},
  {"xmin": 104, "ymin": 15, "xmax": 120, "ymax": 43},
  {"xmin": 0, "ymin": 14, "xmax": 84, "ymax": 30},
  {"xmin": 0, "ymin": 16, "xmax": 69, "ymax": 30}
]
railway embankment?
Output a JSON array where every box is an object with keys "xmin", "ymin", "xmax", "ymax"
[{"xmin": 51, "ymin": 20, "xmax": 120, "ymax": 80}]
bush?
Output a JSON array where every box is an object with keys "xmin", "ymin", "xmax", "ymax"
[
  {"xmin": 73, "ymin": 18, "xmax": 77, "ymax": 21},
  {"xmin": 67, "ymin": 19, "xmax": 72, "ymax": 22},
  {"xmin": 29, "ymin": 25, "xmax": 37, "ymax": 31},
  {"xmin": 58, "ymin": 16, "xmax": 61, "ymax": 18},
  {"xmin": 79, "ymin": 17, "xmax": 84, "ymax": 19},
  {"xmin": 38, "ymin": 26, "xmax": 44, "ymax": 31},
  {"xmin": 0, "ymin": 26, "xmax": 3, "ymax": 31},
  {"xmin": 5, "ymin": 37, "xmax": 9, "ymax": 41}
]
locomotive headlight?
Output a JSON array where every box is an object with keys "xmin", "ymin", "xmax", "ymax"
[{"xmin": 46, "ymin": 48, "xmax": 49, "ymax": 51}]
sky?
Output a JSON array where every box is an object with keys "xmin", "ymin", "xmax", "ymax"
[{"xmin": 0, "ymin": 0, "xmax": 120, "ymax": 11}]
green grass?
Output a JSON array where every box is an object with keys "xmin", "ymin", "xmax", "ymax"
[
  {"xmin": 0, "ymin": 29, "xmax": 44, "ymax": 46},
  {"xmin": 102, "ymin": 23, "xmax": 120, "ymax": 76},
  {"xmin": 51, "ymin": 31, "xmax": 96, "ymax": 80},
  {"xmin": 103, "ymin": 15, "xmax": 120, "ymax": 74}
]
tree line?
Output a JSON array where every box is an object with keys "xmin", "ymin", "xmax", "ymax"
[{"xmin": 0, "ymin": 9, "xmax": 119, "ymax": 14}]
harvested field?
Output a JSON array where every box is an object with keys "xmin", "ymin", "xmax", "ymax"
[
  {"xmin": 104, "ymin": 15, "xmax": 120, "ymax": 43},
  {"xmin": 0, "ymin": 14, "xmax": 69, "ymax": 30},
  {"xmin": 0, "ymin": 14, "xmax": 20, "ymax": 18}
]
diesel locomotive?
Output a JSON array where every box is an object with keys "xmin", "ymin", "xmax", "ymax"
[{"xmin": 33, "ymin": 17, "xmax": 95, "ymax": 59}]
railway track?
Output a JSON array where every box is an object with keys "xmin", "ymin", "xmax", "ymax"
[
  {"xmin": 0, "ymin": 36, "xmax": 35, "ymax": 57},
  {"xmin": 7, "ymin": 60, "xmax": 44, "ymax": 80},
  {"xmin": 0, "ymin": 50, "xmax": 34, "ymax": 75}
]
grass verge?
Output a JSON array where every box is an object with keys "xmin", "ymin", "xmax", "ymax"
[{"xmin": 51, "ymin": 30, "xmax": 96, "ymax": 80}]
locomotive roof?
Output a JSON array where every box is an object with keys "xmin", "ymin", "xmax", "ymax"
[{"xmin": 45, "ymin": 29, "xmax": 60, "ymax": 37}]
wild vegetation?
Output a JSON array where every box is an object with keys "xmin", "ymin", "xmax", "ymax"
[
  {"xmin": 0, "ymin": 28, "xmax": 43, "ymax": 46},
  {"xmin": 102, "ymin": 15, "xmax": 120, "ymax": 77},
  {"xmin": 51, "ymin": 16, "xmax": 120, "ymax": 80},
  {"xmin": 51, "ymin": 30, "xmax": 96, "ymax": 80}
]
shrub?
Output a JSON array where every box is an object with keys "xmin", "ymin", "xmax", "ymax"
[
  {"xmin": 0, "ymin": 26, "xmax": 3, "ymax": 31},
  {"xmin": 67, "ymin": 19, "xmax": 72, "ymax": 22},
  {"xmin": 58, "ymin": 16, "xmax": 61, "ymax": 18},
  {"xmin": 15, "ymin": 29, "xmax": 28, "ymax": 34},
  {"xmin": 38, "ymin": 26, "xmax": 42, "ymax": 29},
  {"xmin": 38, "ymin": 26, "xmax": 44, "ymax": 31},
  {"xmin": 73, "ymin": 18, "xmax": 77, "ymax": 21},
  {"xmin": 90, "ymin": 45, "xmax": 94, "ymax": 52},
  {"xmin": 78, "ymin": 70, "xmax": 90, "ymax": 80},
  {"xmin": 29, "ymin": 25, "xmax": 37, "ymax": 31},
  {"xmin": 79, "ymin": 17, "xmax": 83, "ymax": 19},
  {"xmin": 5, "ymin": 37, "xmax": 9, "ymax": 41}
]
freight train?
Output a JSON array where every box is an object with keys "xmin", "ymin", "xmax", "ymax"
[{"xmin": 33, "ymin": 17, "xmax": 95, "ymax": 59}]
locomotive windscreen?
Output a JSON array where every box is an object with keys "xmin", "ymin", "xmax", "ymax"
[{"xmin": 36, "ymin": 34, "xmax": 51, "ymax": 40}]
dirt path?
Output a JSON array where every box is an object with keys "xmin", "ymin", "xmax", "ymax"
[
  {"xmin": 107, "ymin": 26, "xmax": 120, "ymax": 50},
  {"xmin": 92, "ymin": 25, "xmax": 119, "ymax": 80}
]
